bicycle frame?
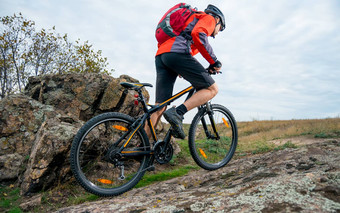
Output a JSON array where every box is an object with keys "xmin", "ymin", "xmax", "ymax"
[
  {"xmin": 71, "ymin": 72, "xmax": 238, "ymax": 196},
  {"xmin": 117, "ymin": 85, "xmax": 195, "ymax": 155}
]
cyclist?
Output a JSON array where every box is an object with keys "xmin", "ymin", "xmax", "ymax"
[{"xmin": 146, "ymin": 4, "xmax": 226, "ymax": 139}]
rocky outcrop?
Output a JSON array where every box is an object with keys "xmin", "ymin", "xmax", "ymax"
[
  {"xmin": 24, "ymin": 73, "xmax": 149, "ymax": 121},
  {"xmin": 0, "ymin": 94, "xmax": 82, "ymax": 193},
  {"xmin": 0, "ymin": 73, "xmax": 150, "ymax": 194},
  {"xmin": 55, "ymin": 140, "xmax": 340, "ymax": 213}
]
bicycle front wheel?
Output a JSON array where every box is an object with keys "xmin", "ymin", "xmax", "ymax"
[
  {"xmin": 70, "ymin": 112, "xmax": 150, "ymax": 197},
  {"xmin": 189, "ymin": 104, "xmax": 238, "ymax": 170}
]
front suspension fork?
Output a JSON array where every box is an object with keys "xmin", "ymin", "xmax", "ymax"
[{"xmin": 200, "ymin": 102, "xmax": 220, "ymax": 140}]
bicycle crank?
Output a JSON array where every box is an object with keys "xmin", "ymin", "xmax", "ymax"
[{"xmin": 153, "ymin": 141, "xmax": 173, "ymax": 164}]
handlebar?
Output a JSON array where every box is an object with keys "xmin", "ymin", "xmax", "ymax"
[
  {"xmin": 206, "ymin": 68, "xmax": 222, "ymax": 75},
  {"xmin": 207, "ymin": 60, "xmax": 222, "ymax": 75}
]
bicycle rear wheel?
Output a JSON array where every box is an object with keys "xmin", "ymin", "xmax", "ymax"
[
  {"xmin": 189, "ymin": 104, "xmax": 238, "ymax": 170},
  {"xmin": 70, "ymin": 112, "xmax": 150, "ymax": 197}
]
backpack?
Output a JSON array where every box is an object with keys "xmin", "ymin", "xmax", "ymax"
[{"xmin": 155, "ymin": 3, "xmax": 197, "ymax": 45}]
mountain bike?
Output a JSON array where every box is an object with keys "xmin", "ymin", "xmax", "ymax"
[{"xmin": 70, "ymin": 79, "xmax": 238, "ymax": 197}]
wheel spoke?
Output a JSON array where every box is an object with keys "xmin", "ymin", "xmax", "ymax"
[
  {"xmin": 189, "ymin": 104, "xmax": 238, "ymax": 170},
  {"xmin": 70, "ymin": 113, "xmax": 150, "ymax": 196}
]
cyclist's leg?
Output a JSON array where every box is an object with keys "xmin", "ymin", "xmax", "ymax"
[
  {"xmin": 145, "ymin": 105, "xmax": 166, "ymax": 139},
  {"xmin": 160, "ymin": 53, "xmax": 217, "ymax": 138},
  {"xmin": 144, "ymin": 54, "xmax": 177, "ymax": 139},
  {"xmin": 162, "ymin": 53, "xmax": 217, "ymax": 111},
  {"xmin": 183, "ymin": 83, "xmax": 218, "ymax": 111}
]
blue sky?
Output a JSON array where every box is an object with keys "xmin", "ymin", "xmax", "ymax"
[{"xmin": 1, "ymin": 0, "xmax": 339, "ymax": 122}]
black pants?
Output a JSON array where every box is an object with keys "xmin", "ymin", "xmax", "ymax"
[{"xmin": 155, "ymin": 52, "xmax": 215, "ymax": 103}]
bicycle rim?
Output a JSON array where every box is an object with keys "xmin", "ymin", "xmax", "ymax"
[
  {"xmin": 189, "ymin": 104, "xmax": 238, "ymax": 170},
  {"xmin": 71, "ymin": 113, "xmax": 150, "ymax": 196}
]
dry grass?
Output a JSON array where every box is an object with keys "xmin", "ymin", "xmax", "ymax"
[{"xmin": 236, "ymin": 117, "xmax": 340, "ymax": 154}]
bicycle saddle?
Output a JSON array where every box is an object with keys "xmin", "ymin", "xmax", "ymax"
[{"xmin": 120, "ymin": 82, "xmax": 153, "ymax": 89}]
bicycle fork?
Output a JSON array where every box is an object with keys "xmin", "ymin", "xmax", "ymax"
[{"xmin": 200, "ymin": 102, "xmax": 220, "ymax": 140}]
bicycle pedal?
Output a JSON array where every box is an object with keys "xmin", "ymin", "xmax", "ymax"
[{"xmin": 147, "ymin": 165, "xmax": 155, "ymax": 171}]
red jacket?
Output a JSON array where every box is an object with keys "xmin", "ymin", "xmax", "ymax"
[{"xmin": 156, "ymin": 12, "xmax": 218, "ymax": 65}]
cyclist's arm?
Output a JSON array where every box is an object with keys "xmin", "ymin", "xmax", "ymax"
[{"xmin": 191, "ymin": 15, "xmax": 218, "ymax": 65}]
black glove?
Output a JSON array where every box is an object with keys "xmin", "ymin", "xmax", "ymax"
[{"xmin": 208, "ymin": 60, "xmax": 222, "ymax": 74}]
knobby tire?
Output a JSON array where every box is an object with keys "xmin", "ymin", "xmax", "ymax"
[
  {"xmin": 70, "ymin": 112, "xmax": 150, "ymax": 197},
  {"xmin": 188, "ymin": 104, "xmax": 238, "ymax": 170}
]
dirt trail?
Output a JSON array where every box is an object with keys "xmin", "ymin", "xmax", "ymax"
[{"xmin": 269, "ymin": 135, "xmax": 337, "ymax": 146}]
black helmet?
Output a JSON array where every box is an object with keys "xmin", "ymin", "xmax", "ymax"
[{"xmin": 204, "ymin": 4, "xmax": 226, "ymax": 31}]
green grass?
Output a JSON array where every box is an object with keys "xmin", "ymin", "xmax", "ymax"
[
  {"xmin": 34, "ymin": 184, "xmax": 102, "ymax": 212},
  {"xmin": 135, "ymin": 165, "xmax": 198, "ymax": 188},
  {"xmin": 274, "ymin": 141, "xmax": 298, "ymax": 151},
  {"xmin": 0, "ymin": 186, "xmax": 22, "ymax": 213},
  {"xmin": 242, "ymin": 140, "xmax": 298, "ymax": 155},
  {"xmin": 251, "ymin": 142, "xmax": 273, "ymax": 154},
  {"xmin": 67, "ymin": 194, "xmax": 99, "ymax": 205},
  {"xmin": 314, "ymin": 131, "xmax": 340, "ymax": 138},
  {"xmin": 134, "ymin": 137, "xmax": 199, "ymax": 188}
]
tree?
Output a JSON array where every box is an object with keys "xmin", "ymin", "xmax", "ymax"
[
  {"xmin": 69, "ymin": 40, "xmax": 110, "ymax": 74},
  {"xmin": 0, "ymin": 13, "xmax": 34, "ymax": 96},
  {"xmin": 0, "ymin": 13, "xmax": 113, "ymax": 98},
  {"xmin": 28, "ymin": 27, "xmax": 60, "ymax": 76},
  {"xmin": 0, "ymin": 31, "xmax": 12, "ymax": 98}
]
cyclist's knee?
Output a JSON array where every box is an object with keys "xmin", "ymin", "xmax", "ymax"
[
  {"xmin": 160, "ymin": 106, "xmax": 167, "ymax": 113},
  {"xmin": 155, "ymin": 105, "xmax": 166, "ymax": 115},
  {"xmin": 208, "ymin": 83, "xmax": 218, "ymax": 98}
]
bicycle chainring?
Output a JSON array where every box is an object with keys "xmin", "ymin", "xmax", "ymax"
[{"xmin": 154, "ymin": 141, "xmax": 173, "ymax": 164}]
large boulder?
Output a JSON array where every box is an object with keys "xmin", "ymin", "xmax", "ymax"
[
  {"xmin": 24, "ymin": 73, "xmax": 150, "ymax": 121},
  {"xmin": 0, "ymin": 94, "xmax": 82, "ymax": 193},
  {"xmin": 0, "ymin": 73, "xmax": 151, "ymax": 194}
]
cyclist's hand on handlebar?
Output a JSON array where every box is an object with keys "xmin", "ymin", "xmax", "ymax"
[{"xmin": 208, "ymin": 60, "xmax": 222, "ymax": 75}]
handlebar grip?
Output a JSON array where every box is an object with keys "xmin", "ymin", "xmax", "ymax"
[
  {"xmin": 207, "ymin": 60, "xmax": 222, "ymax": 75},
  {"xmin": 206, "ymin": 68, "xmax": 222, "ymax": 75},
  {"xmin": 211, "ymin": 71, "xmax": 222, "ymax": 75}
]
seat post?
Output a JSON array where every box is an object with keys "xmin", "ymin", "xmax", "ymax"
[{"xmin": 137, "ymin": 89, "xmax": 149, "ymax": 113}]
